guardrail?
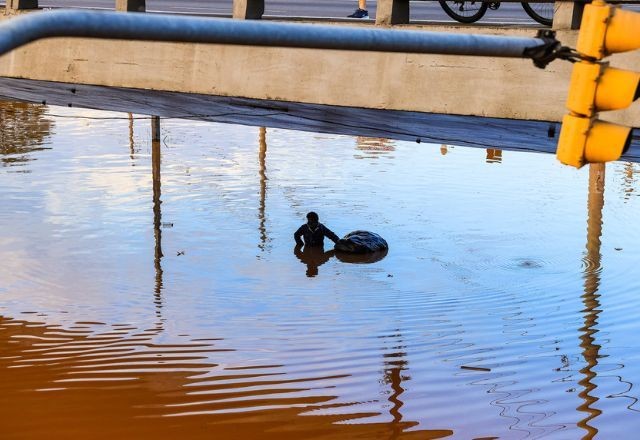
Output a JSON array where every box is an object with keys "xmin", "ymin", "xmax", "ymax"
[{"xmin": 0, "ymin": 9, "xmax": 557, "ymax": 62}]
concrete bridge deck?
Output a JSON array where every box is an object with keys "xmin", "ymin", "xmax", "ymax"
[{"xmin": 1, "ymin": 10, "xmax": 639, "ymax": 126}]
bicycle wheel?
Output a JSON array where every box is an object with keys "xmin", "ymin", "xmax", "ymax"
[
  {"xmin": 521, "ymin": 2, "xmax": 553, "ymax": 26},
  {"xmin": 439, "ymin": 0, "xmax": 489, "ymax": 23}
]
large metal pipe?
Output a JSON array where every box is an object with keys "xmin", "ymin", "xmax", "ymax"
[{"xmin": 0, "ymin": 9, "xmax": 549, "ymax": 59}]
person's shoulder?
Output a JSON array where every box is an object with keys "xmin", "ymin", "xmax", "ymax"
[{"xmin": 295, "ymin": 224, "xmax": 306, "ymax": 232}]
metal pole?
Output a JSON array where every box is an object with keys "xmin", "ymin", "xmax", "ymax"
[{"xmin": 0, "ymin": 9, "xmax": 551, "ymax": 61}]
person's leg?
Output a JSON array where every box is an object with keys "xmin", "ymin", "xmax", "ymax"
[{"xmin": 348, "ymin": 0, "xmax": 369, "ymax": 18}]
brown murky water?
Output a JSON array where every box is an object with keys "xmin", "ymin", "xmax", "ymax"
[{"xmin": 2, "ymin": 100, "xmax": 640, "ymax": 439}]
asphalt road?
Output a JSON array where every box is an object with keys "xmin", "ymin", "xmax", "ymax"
[{"xmin": 4, "ymin": 0, "xmax": 553, "ymax": 25}]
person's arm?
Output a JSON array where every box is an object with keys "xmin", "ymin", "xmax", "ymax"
[
  {"xmin": 294, "ymin": 225, "xmax": 305, "ymax": 247},
  {"xmin": 322, "ymin": 225, "xmax": 340, "ymax": 244}
]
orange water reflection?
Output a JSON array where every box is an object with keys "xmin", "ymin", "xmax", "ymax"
[
  {"xmin": 0, "ymin": 316, "xmax": 452, "ymax": 440},
  {"xmin": 4, "ymin": 102, "xmax": 640, "ymax": 439},
  {"xmin": 0, "ymin": 100, "xmax": 53, "ymax": 169}
]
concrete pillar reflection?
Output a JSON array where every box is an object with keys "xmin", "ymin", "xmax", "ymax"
[
  {"xmin": 486, "ymin": 148, "xmax": 502, "ymax": 164},
  {"xmin": 623, "ymin": 163, "xmax": 635, "ymax": 201},
  {"xmin": 152, "ymin": 139, "xmax": 163, "ymax": 314},
  {"xmin": 577, "ymin": 163, "xmax": 605, "ymax": 439},
  {"xmin": 355, "ymin": 137, "xmax": 395, "ymax": 158},
  {"xmin": 258, "ymin": 127, "xmax": 268, "ymax": 250}
]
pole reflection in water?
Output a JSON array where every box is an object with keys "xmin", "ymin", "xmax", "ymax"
[
  {"xmin": 623, "ymin": 162, "xmax": 635, "ymax": 202},
  {"xmin": 128, "ymin": 112, "xmax": 135, "ymax": 163},
  {"xmin": 380, "ymin": 330, "xmax": 413, "ymax": 439},
  {"xmin": 152, "ymin": 139, "xmax": 164, "ymax": 318},
  {"xmin": 258, "ymin": 127, "xmax": 268, "ymax": 251},
  {"xmin": 577, "ymin": 162, "xmax": 605, "ymax": 439}
]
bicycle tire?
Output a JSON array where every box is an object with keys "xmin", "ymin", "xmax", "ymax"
[
  {"xmin": 521, "ymin": 2, "xmax": 553, "ymax": 26},
  {"xmin": 439, "ymin": 0, "xmax": 489, "ymax": 24}
]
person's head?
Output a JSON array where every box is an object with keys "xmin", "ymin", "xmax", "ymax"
[{"xmin": 306, "ymin": 211, "xmax": 319, "ymax": 227}]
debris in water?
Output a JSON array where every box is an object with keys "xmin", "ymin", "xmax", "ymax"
[{"xmin": 460, "ymin": 365, "xmax": 491, "ymax": 372}]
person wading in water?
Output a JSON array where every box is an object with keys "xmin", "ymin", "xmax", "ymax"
[{"xmin": 294, "ymin": 212, "xmax": 340, "ymax": 248}]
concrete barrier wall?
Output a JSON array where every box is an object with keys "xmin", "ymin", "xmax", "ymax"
[{"xmin": 0, "ymin": 16, "xmax": 638, "ymax": 126}]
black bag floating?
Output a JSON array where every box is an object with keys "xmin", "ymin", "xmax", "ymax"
[{"xmin": 334, "ymin": 230, "xmax": 388, "ymax": 254}]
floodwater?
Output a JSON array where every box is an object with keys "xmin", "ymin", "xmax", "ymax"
[{"xmin": 2, "ymin": 100, "xmax": 640, "ymax": 439}]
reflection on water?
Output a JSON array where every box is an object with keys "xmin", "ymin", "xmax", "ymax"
[
  {"xmin": 335, "ymin": 249, "xmax": 389, "ymax": 264},
  {"xmin": 354, "ymin": 137, "xmax": 395, "ymax": 160},
  {"xmin": 258, "ymin": 127, "xmax": 269, "ymax": 252},
  {"xmin": 486, "ymin": 148, "xmax": 502, "ymax": 164},
  {"xmin": 578, "ymin": 163, "xmax": 605, "ymax": 439},
  {"xmin": 622, "ymin": 162, "xmax": 636, "ymax": 202},
  {"xmin": 128, "ymin": 112, "xmax": 138, "ymax": 163},
  {"xmin": 3, "ymin": 103, "xmax": 640, "ymax": 439},
  {"xmin": 294, "ymin": 245, "xmax": 389, "ymax": 277},
  {"xmin": 0, "ymin": 100, "xmax": 53, "ymax": 169},
  {"xmin": 152, "ymin": 138, "xmax": 164, "ymax": 317},
  {"xmin": 294, "ymin": 246, "xmax": 335, "ymax": 277},
  {"xmin": 380, "ymin": 330, "xmax": 411, "ymax": 437},
  {"xmin": 0, "ymin": 316, "xmax": 455, "ymax": 440}
]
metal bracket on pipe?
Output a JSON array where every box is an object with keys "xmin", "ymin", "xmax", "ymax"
[
  {"xmin": 0, "ymin": 9, "xmax": 560, "ymax": 68},
  {"xmin": 522, "ymin": 30, "xmax": 586, "ymax": 69}
]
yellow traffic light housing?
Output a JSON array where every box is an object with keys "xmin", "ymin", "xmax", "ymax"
[
  {"xmin": 567, "ymin": 61, "xmax": 640, "ymax": 116},
  {"xmin": 577, "ymin": 0, "xmax": 640, "ymax": 60},
  {"xmin": 556, "ymin": 0, "xmax": 640, "ymax": 168},
  {"xmin": 557, "ymin": 114, "xmax": 632, "ymax": 168}
]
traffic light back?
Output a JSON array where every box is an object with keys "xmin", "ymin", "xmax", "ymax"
[
  {"xmin": 556, "ymin": 0, "xmax": 640, "ymax": 168},
  {"xmin": 566, "ymin": 62, "xmax": 640, "ymax": 116},
  {"xmin": 557, "ymin": 115, "xmax": 632, "ymax": 168},
  {"xmin": 577, "ymin": 0, "xmax": 640, "ymax": 60}
]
